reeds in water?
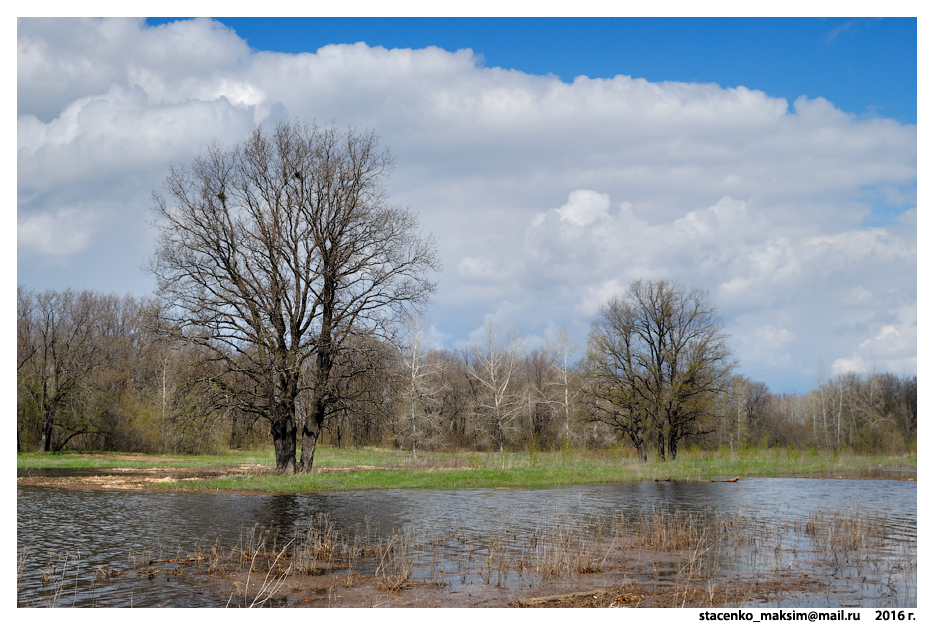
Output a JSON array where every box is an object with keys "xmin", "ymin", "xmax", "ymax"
[
  {"xmin": 18, "ymin": 506, "xmax": 914, "ymax": 607},
  {"xmin": 375, "ymin": 530, "xmax": 413, "ymax": 591}
]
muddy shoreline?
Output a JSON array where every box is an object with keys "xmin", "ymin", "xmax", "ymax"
[{"xmin": 208, "ymin": 566, "xmax": 834, "ymax": 608}]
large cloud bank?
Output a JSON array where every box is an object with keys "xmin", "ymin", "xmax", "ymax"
[{"xmin": 17, "ymin": 18, "xmax": 916, "ymax": 391}]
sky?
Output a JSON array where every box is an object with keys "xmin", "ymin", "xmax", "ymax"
[{"xmin": 16, "ymin": 17, "xmax": 918, "ymax": 393}]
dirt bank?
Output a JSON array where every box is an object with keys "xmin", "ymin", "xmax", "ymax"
[
  {"xmin": 15, "ymin": 460, "xmax": 451, "ymax": 491},
  {"xmin": 16, "ymin": 466, "xmax": 260, "ymax": 490}
]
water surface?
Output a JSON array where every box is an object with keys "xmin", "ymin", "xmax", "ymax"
[{"xmin": 17, "ymin": 477, "xmax": 916, "ymax": 607}]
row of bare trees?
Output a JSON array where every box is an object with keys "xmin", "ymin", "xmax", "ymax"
[
  {"xmin": 387, "ymin": 319, "xmax": 596, "ymax": 457},
  {"xmin": 16, "ymin": 285, "xmax": 916, "ymax": 458},
  {"xmin": 711, "ymin": 371, "xmax": 916, "ymax": 455},
  {"xmin": 14, "ymin": 288, "xmax": 586, "ymax": 457},
  {"xmin": 16, "ymin": 287, "xmax": 253, "ymax": 454},
  {"xmin": 15, "ymin": 285, "xmax": 408, "ymax": 456}
]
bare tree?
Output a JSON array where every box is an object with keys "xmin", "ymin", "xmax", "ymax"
[
  {"xmin": 425, "ymin": 347, "xmax": 479, "ymax": 448},
  {"xmin": 584, "ymin": 279, "xmax": 733, "ymax": 460},
  {"xmin": 150, "ymin": 120, "xmax": 439, "ymax": 472},
  {"xmin": 312, "ymin": 334, "xmax": 399, "ymax": 449},
  {"xmin": 523, "ymin": 348, "xmax": 556, "ymax": 445},
  {"xmin": 17, "ymin": 288, "xmax": 103, "ymax": 452},
  {"xmin": 16, "ymin": 289, "xmax": 163, "ymax": 453},
  {"xmin": 17, "ymin": 286, "xmax": 36, "ymax": 452},
  {"xmin": 545, "ymin": 325, "xmax": 581, "ymax": 443},
  {"xmin": 470, "ymin": 321, "xmax": 526, "ymax": 454},
  {"xmin": 394, "ymin": 313, "xmax": 447, "ymax": 457},
  {"xmin": 741, "ymin": 378, "xmax": 771, "ymax": 443}
]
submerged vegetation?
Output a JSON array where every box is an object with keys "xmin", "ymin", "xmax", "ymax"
[{"xmin": 18, "ymin": 503, "xmax": 916, "ymax": 608}]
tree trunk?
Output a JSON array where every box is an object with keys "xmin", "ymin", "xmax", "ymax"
[
  {"xmin": 411, "ymin": 403, "xmax": 418, "ymax": 459},
  {"xmin": 627, "ymin": 428, "xmax": 647, "ymax": 462},
  {"xmin": 299, "ymin": 279, "xmax": 334, "ymax": 473},
  {"xmin": 270, "ymin": 403, "xmax": 297, "ymax": 473},
  {"xmin": 668, "ymin": 430, "xmax": 679, "ymax": 461},
  {"xmin": 299, "ymin": 410, "xmax": 322, "ymax": 472},
  {"xmin": 38, "ymin": 415, "xmax": 54, "ymax": 453},
  {"xmin": 299, "ymin": 373, "xmax": 329, "ymax": 472},
  {"xmin": 230, "ymin": 414, "xmax": 238, "ymax": 450}
]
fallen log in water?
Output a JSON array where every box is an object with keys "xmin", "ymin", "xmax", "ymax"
[
  {"xmin": 513, "ymin": 588, "xmax": 624, "ymax": 607},
  {"xmin": 514, "ymin": 588, "xmax": 608, "ymax": 607},
  {"xmin": 712, "ymin": 477, "xmax": 740, "ymax": 483},
  {"xmin": 148, "ymin": 557, "xmax": 207, "ymax": 564}
]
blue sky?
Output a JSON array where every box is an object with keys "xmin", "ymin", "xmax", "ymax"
[
  {"xmin": 18, "ymin": 18, "xmax": 917, "ymax": 393},
  {"xmin": 148, "ymin": 17, "xmax": 918, "ymax": 124}
]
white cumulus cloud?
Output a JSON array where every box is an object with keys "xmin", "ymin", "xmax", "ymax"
[
  {"xmin": 556, "ymin": 190, "xmax": 611, "ymax": 226},
  {"xmin": 16, "ymin": 18, "xmax": 917, "ymax": 392}
]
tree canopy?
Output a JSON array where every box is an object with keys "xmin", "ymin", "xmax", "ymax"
[
  {"xmin": 585, "ymin": 279, "xmax": 733, "ymax": 460},
  {"xmin": 149, "ymin": 120, "xmax": 439, "ymax": 472}
]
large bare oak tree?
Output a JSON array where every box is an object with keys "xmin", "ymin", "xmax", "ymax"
[
  {"xmin": 585, "ymin": 279, "xmax": 733, "ymax": 461},
  {"xmin": 150, "ymin": 121, "xmax": 439, "ymax": 472}
]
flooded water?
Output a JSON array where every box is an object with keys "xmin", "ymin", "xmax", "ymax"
[{"xmin": 17, "ymin": 476, "xmax": 916, "ymax": 607}]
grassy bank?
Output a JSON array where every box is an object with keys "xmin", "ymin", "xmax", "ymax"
[
  {"xmin": 178, "ymin": 449, "xmax": 916, "ymax": 492},
  {"xmin": 18, "ymin": 446, "xmax": 915, "ymax": 492}
]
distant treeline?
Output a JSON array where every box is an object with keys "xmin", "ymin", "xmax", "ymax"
[{"xmin": 17, "ymin": 286, "xmax": 916, "ymax": 457}]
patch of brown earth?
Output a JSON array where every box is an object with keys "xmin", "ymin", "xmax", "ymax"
[
  {"xmin": 16, "ymin": 462, "xmax": 478, "ymax": 491},
  {"xmin": 510, "ymin": 576, "xmax": 831, "ymax": 608},
  {"xmin": 16, "ymin": 466, "xmax": 268, "ymax": 490}
]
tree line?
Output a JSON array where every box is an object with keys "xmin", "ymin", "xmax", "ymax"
[
  {"xmin": 17, "ymin": 284, "xmax": 915, "ymax": 459},
  {"xmin": 16, "ymin": 120, "xmax": 916, "ymax": 464}
]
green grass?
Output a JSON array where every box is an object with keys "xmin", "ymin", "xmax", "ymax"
[
  {"xmin": 15, "ymin": 448, "xmax": 273, "ymax": 470},
  {"xmin": 17, "ymin": 446, "xmax": 915, "ymax": 492},
  {"xmin": 185, "ymin": 466, "xmax": 639, "ymax": 492}
]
